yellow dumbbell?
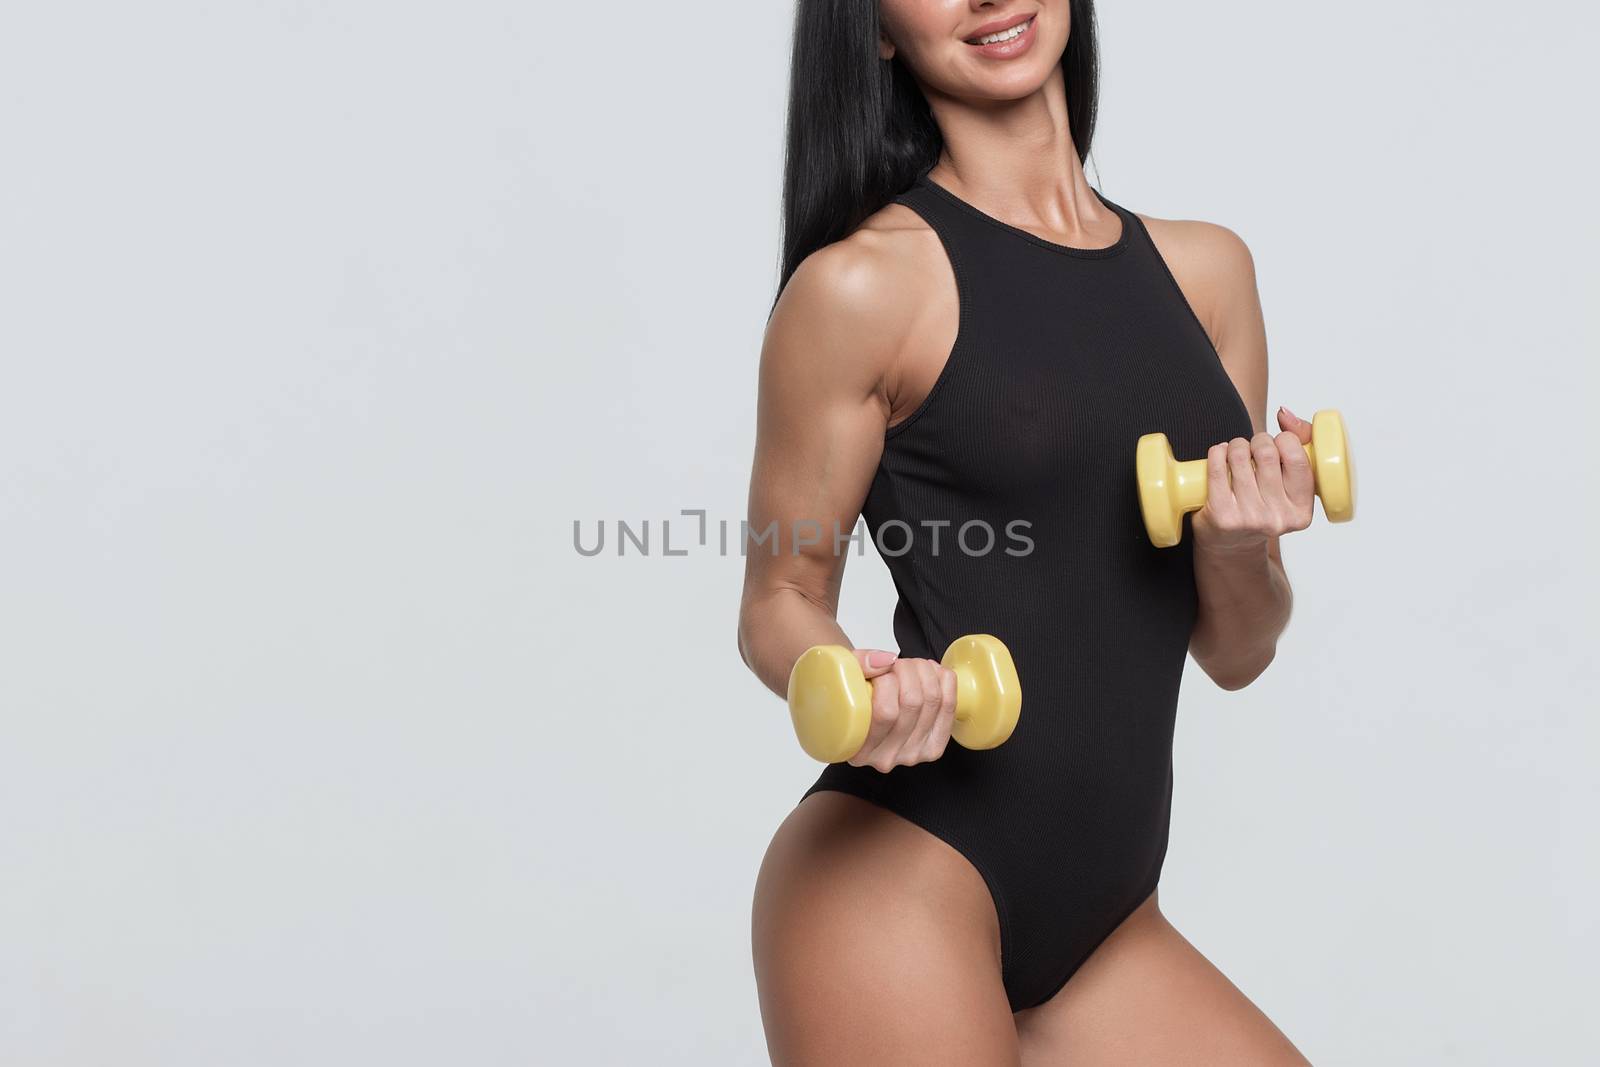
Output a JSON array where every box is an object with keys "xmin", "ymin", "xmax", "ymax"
[
  {"xmin": 785, "ymin": 634, "xmax": 1022, "ymax": 764},
  {"xmin": 1136, "ymin": 408, "xmax": 1357, "ymax": 548}
]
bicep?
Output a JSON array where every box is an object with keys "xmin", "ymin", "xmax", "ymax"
[
  {"xmin": 1203, "ymin": 227, "xmax": 1285, "ymax": 569},
  {"xmin": 1207, "ymin": 227, "xmax": 1270, "ymax": 436},
  {"xmin": 742, "ymin": 251, "xmax": 897, "ymax": 612},
  {"xmin": 1154, "ymin": 217, "xmax": 1281, "ymax": 566},
  {"xmin": 1141, "ymin": 216, "xmax": 1270, "ymax": 432}
]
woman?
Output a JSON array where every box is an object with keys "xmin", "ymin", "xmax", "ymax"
[{"xmin": 738, "ymin": 2, "xmax": 1317, "ymax": 1062}]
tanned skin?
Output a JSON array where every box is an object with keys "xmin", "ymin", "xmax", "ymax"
[{"xmin": 742, "ymin": 3, "xmax": 1315, "ymax": 1063}]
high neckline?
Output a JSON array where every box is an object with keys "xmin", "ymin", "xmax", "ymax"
[{"xmin": 914, "ymin": 170, "xmax": 1131, "ymax": 259}]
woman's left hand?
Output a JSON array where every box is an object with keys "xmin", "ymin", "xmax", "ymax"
[{"xmin": 1191, "ymin": 405, "xmax": 1317, "ymax": 555}]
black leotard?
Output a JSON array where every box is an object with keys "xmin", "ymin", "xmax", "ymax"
[{"xmin": 800, "ymin": 167, "xmax": 1256, "ymax": 1013}]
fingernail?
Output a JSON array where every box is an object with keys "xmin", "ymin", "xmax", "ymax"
[
  {"xmin": 1280, "ymin": 405, "xmax": 1297, "ymax": 421},
  {"xmin": 867, "ymin": 651, "xmax": 898, "ymax": 668}
]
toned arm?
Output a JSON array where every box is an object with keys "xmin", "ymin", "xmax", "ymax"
[
  {"xmin": 736, "ymin": 234, "xmax": 910, "ymax": 698},
  {"xmin": 1141, "ymin": 216, "xmax": 1296, "ymax": 689}
]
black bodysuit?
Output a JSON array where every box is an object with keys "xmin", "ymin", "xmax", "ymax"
[{"xmin": 800, "ymin": 168, "xmax": 1256, "ymax": 1013}]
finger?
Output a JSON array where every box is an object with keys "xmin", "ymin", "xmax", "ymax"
[
  {"xmin": 1251, "ymin": 431, "xmax": 1287, "ymax": 507},
  {"xmin": 1228, "ymin": 436, "xmax": 1265, "ymax": 511},
  {"xmin": 1276, "ymin": 431, "xmax": 1315, "ymax": 521},
  {"xmin": 1275, "ymin": 432, "xmax": 1315, "ymax": 528},
  {"xmin": 1205, "ymin": 441, "xmax": 1234, "ymax": 517},
  {"xmin": 857, "ymin": 660, "xmax": 922, "ymax": 772},
  {"xmin": 853, "ymin": 648, "xmax": 899, "ymax": 680},
  {"xmin": 902, "ymin": 659, "xmax": 943, "ymax": 763},
  {"xmin": 921, "ymin": 666, "xmax": 959, "ymax": 761},
  {"xmin": 878, "ymin": 660, "xmax": 927, "ymax": 767},
  {"xmin": 1276, "ymin": 405, "xmax": 1314, "ymax": 444},
  {"xmin": 848, "ymin": 672, "xmax": 900, "ymax": 769}
]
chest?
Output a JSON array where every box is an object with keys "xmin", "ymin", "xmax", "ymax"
[{"xmin": 889, "ymin": 279, "xmax": 1254, "ymax": 504}]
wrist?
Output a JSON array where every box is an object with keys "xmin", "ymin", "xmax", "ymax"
[{"xmin": 1193, "ymin": 535, "xmax": 1271, "ymax": 566}]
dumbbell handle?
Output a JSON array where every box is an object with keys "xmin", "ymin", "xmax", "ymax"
[
  {"xmin": 786, "ymin": 635, "xmax": 1021, "ymax": 763},
  {"xmin": 1167, "ymin": 438, "xmax": 1326, "ymax": 514}
]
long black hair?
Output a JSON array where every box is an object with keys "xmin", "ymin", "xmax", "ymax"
[{"xmin": 778, "ymin": 1, "xmax": 1100, "ymax": 297}]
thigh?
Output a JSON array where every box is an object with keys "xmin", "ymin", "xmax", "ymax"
[
  {"xmin": 1012, "ymin": 893, "xmax": 1310, "ymax": 1066},
  {"xmin": 752, "ymin": 790, "xmax": 1020, "ymax": 1067}
]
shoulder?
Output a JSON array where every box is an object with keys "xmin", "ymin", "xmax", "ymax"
[
  {"xmin": 1134, "ymin": 212, "xmax": 1260, "ymax": 341},
  {"xmin": 778, "ymin": 201, "xmax": 943, "ymax": 321},
  {"xmin": 1137, "ymin": 214, "xmax": 1256, "ymax": 288},
  {"xmin": 763, "ymin": 201, "xmax": 946, "ymax": 384}
]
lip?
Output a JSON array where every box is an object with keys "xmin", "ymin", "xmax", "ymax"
[{"xmin": 963, "ymin": 12, "xmax": 1038, "ymax": 59}]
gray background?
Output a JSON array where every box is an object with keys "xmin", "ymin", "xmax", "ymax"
[{"xmin": 3, "ymin": 2, "xmax": 1595, "ymax": 1064}]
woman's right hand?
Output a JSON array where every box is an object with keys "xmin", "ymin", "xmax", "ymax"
[{"xmin": 848, "ymin": 650, "xmax": 959, "ymax": 773}]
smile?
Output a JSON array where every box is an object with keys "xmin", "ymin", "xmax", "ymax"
[{"xmin": 967, "ymin": 15, "xmax": 1034, "ymax": 46}]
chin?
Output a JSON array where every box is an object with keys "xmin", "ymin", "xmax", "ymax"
[{"xmin": 962, "ymin": 53, "xmax": 1065, "ymax": 102}]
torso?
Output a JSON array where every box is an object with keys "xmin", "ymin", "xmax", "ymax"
[
  {"xmin": 789, "ymin": 167, "xmax": 1257, "ymax": 1012},
  {"xmin": 844, "ymin": 191, "xmax": 1249, "ymax": 433}
]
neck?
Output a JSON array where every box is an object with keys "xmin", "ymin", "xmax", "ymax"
[{"xmin": 922, "ymin": 65, "xmax": 1108, "ymax": 237}]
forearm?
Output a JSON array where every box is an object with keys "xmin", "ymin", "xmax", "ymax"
[
  {"xmin": 1189, "ymin": 541, "xmax": 1293, "ymax": 690},
  {"xmin": 737, "ymin": 585, "xmax": 853, "ymax": 700}
]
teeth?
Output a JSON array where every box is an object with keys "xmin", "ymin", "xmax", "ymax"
[{"xmin": 974, "ymin": 17, "xmax": 1031, "ymax": 45}]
